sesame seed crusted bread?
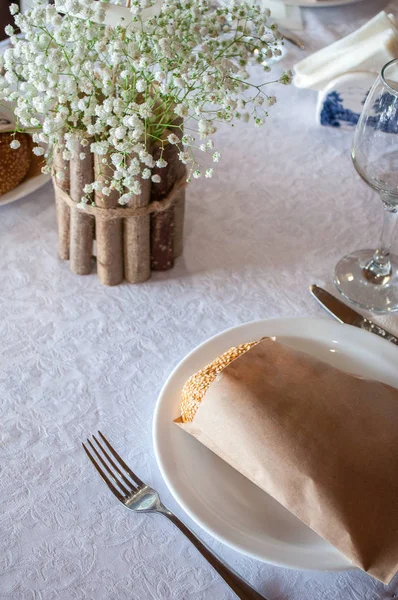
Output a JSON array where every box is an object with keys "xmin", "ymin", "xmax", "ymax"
[
  {"xmin": 180, "ymin": 342, "xmax": 258, "ymax": 423},
  {"xmin": 0, "ymin": 132, "xmax": 32, "ymax": 196}
]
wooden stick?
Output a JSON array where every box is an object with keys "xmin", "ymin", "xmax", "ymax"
[
  {"xmin": 150, "ymin": 138, "xmax": 185, "ymax": 271},
  {"xmin": 173, "ymin": 189, "xmax": 185, "ymax": 259},
  {"xmin": 70, "ymin": 141, "xmax": 95, "ymax": 275},
  {"xmin": 94, "ymin": 155, "xmax": 123, "ymax": 286},
  {"xmin": 171, "ymin": 116, "xmax": 185, "ymax": 259},
  {"xmin": 53, "ymin": 142, "xmax": 70, "ymax": 260},
  {"xmin": 124, "ymin": 155, "xmax": 151, "ymax": 283}
]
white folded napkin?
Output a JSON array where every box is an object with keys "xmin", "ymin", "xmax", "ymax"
[
  {"xmin": 261, "ymin": 1, "xmax": 303, "ymax": 31},
  {"xmin": 361, "ymin": 306, "xmax": 398, "ymax": 339},
  {"xmin": 379, "ymin": 314, "xmax": 398, "ymax": 338},
  {"xmin": 54, "ymin": 0, "xmax": 303, "ymax": 31},
  {"xmin": 294, "ymin": 11, "xmax": 398, "ymax": 91}
]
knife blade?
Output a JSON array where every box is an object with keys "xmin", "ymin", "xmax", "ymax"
[
  {"xmin": 278, "ymin": 28, "xmax": 305, "ymax": 50},
  {"xmin": 310, "ymin": 285, "xmax": 398, "ymax": 347}
]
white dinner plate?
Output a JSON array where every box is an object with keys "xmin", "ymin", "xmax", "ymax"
[
  {"xmin": 153, "ymin": 317, "xmax": 398, "ymax": 572},
  {"xmin": 284, "ymin": 0, "xmax": 364, "ymax": 7},
  {"xmin": 0, "ymin": 39, "xmax": 51, "ymax": 207},
  {"xmin": 0, "ymin": 172, "xmax": 50, "ymax": 207}
]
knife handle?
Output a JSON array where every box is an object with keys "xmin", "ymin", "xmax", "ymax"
[{"xmin": 361, "ymin": 319, "xmax": 398, "ymax": 346}]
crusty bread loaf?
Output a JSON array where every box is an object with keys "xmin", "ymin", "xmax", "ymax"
[
  {"xmin": 180, "ymin": 342, "xmax": 258, "ymax": 423},
  {"xmin": 0, "ymin": 132, "xmax": 32, "ymax": 196}
]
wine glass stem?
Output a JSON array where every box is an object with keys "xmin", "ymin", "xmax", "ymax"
[{"xmin": 364, "ymin": 198, "xmax": 398, "ymax": 282}]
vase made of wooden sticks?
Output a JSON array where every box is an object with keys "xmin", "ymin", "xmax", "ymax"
[{"xmin": 52, "ymin": 133, "xmax": 186, "ymax": 286}]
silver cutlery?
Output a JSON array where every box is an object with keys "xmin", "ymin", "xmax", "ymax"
[
  {"xmin": 279, "ymin": 28, "xmax": 305, "ymax": 50},
  {"xmin": 83, "ymin": 431, "xmax": 268, "ymax": 600},
  {"xmin": 310, "ymin": 285, "xmax": 398, "ymax": 346}
]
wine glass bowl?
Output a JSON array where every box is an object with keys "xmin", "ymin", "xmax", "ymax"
[{"xmin": 334, "ymin": 58, "xmax": 398, "ymax": 313}]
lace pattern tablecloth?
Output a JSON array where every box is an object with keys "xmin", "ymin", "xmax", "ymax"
[{"xmin": 2, "ymin": 1, "xmax": 398, "ymax": 599}]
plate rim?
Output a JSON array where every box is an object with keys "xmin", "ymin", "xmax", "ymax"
[
  {"xmin": 0, "ymin": 173, "xmax": 51, "ymax": 207},
  {"xmin": 152, "ymin": 316, "xmax": 397, "ymax": 571},
  {"xmin": 285, "ymin": 0, "xmax": 364, "ymax": 6}
]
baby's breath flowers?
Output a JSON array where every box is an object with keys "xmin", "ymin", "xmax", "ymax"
[{"xmin": 0, "ymin": 0, "xmax": 292, "ymax": 205}]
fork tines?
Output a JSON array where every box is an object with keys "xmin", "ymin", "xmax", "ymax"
[{"xmin": 83, "ymin": 431, "xmax": 144, "ymax": 502}]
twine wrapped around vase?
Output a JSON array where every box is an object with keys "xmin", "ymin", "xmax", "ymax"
[{"xmin": 53, "ymin": 147, "xmax": 186, "ymax": 285}]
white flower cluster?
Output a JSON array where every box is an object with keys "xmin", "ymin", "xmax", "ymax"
[{"xmin": 0, "ymin": 0, "xmax": 291, "ymax": 204}]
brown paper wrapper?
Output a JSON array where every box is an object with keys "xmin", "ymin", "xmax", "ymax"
[{"xmin": 176, "ymin": 339, "xmax": 398, "ymax": 583}]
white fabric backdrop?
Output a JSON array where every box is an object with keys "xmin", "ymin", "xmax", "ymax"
[{"xmin": 2, "ymin": 1, "xmax": 398, "ymax": 599}]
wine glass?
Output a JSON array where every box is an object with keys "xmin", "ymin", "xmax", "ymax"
[{"xmin": 334, "ymin": 58, "xmax": 398, "ymax": 313}]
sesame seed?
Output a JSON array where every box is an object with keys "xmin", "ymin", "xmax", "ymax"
[{"xmin": 181, "ymin": 342, "xmax": 257, "ymax": 423}]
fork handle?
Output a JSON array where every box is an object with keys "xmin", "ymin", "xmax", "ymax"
[{"xmin": 160, "ymin": 509, "xmax": 268, "ymax": 600}]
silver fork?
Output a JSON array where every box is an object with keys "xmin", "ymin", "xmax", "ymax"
[{"xmin": 83, "ymin": 432, "xmax": 268, "ymax": 600}]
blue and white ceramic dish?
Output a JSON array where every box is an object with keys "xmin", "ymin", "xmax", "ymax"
[{"xmin": 316, "ymin": 72, "xmax": 376, "ymax": 130}]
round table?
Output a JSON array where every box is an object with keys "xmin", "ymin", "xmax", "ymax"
[{"xmin": 1, "ymin": 1, "xmax": 398, "ymax": 598}]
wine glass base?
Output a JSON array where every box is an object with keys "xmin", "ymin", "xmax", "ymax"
[{"xmin": 334, "ymin": 249, "xmax": 398, "ymax": 314}]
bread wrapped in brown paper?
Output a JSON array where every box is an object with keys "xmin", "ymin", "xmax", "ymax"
[
  {"xmin": 0, "ymin": 132, "xmax": 32, "ymax": 195},
  {"xmin": 177, "ymin": 338, "xmax": 398, "ymax": 583}
]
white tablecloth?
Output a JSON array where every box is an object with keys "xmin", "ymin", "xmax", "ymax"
[{"xmin": 2, "ymin": 2, "xmax": 398, "ymax": 598}]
